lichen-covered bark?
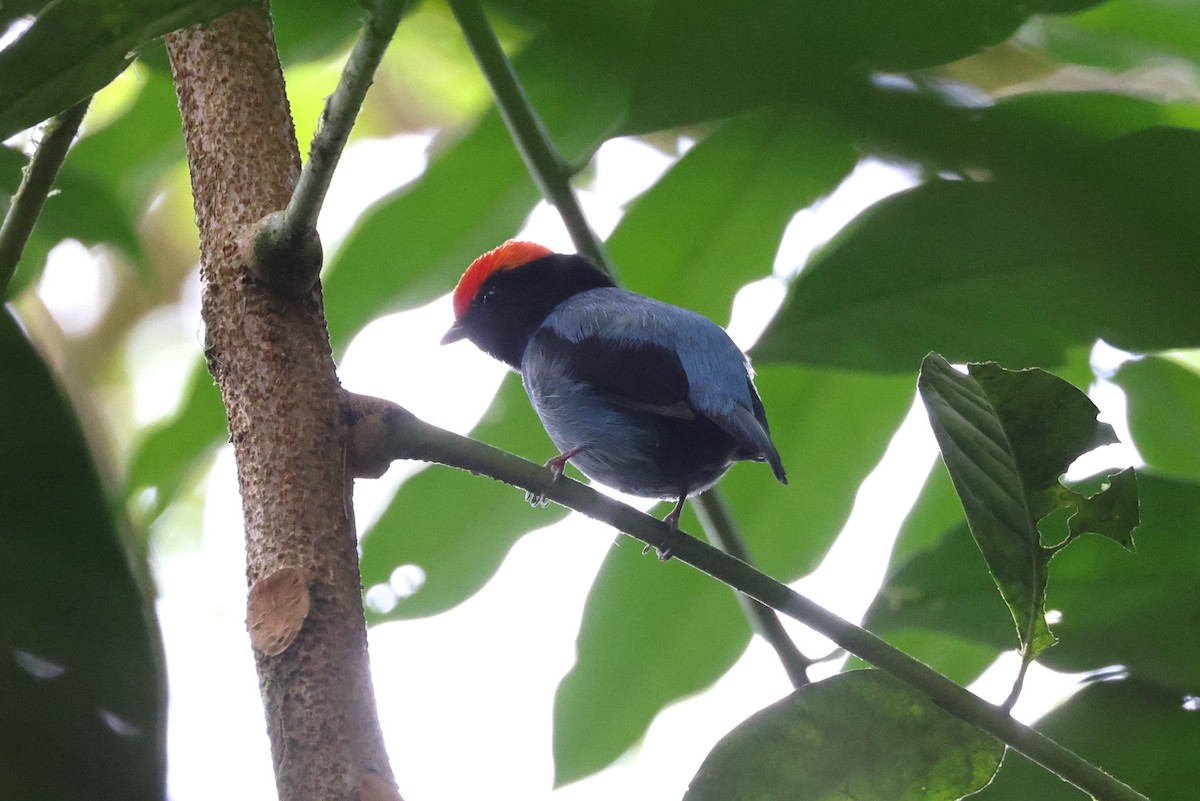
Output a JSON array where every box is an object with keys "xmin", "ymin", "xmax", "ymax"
[{"xmin": 166, "ymin": 7, "xmax": 396, "ymax": 800}]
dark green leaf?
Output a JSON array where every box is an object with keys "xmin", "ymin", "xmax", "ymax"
[
  {"xmin": 1114, "ymin": 356, "xmax": 1200, "ymax": 482},
  {"xmin": 553, "ymin": 365, "xmax": 915, "ymax": 784},
  {"xmin": 360, "ymin": 375, "xmax": 568, "ymax": 621},
  {"xmin": 625, "ymin": 0, "xmax": 1105, "ymax": 132},
  {"xmin": 1036, "ymin": 474, "xmax": 1200, "ymax": 691},
  {"xmin": 917, "ymin": 354, "xmax": 1138, "ymax": 659},
  {"xmin": 685, "ymin": 670, "xmax": 1002, "ymax": 801},
  {"xmin": 867, "ymin": 475, "xmax": 1200, "ymax": 693},
  {"xmin": 0, "ymin": 308, "xmax": 165, "ymax": 801},
  {"xmin": 755, "ymin": 131, "xmax": 1200, "ymax": 371},
  {"xmin": 972, "ymin": 677, "xmax": 1198, "ymax": 801},
  {"xmin": 322, "ymin": 36, "xmax": 628, "ymax": 352},
  {"xmin": 0, "ymin": 0, "xmax": 250, "ymax": 139},
  {"xmin": 884, "ymin": 346, "xmax": 1095, "ymax": 568},
  {"xmin": 609, "ymin": 108, "xmax": 856, "ymax": 321}
]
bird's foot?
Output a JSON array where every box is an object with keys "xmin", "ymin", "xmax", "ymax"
[
  {"xmin": 525, "ymin": 446, "xmax": 585, "ymax": 507},
  {"xmin": 643, "ymin": 495, "xmax": 687, "ymax": 561}
]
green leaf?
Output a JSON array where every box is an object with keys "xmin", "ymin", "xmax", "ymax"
[
  {"xmin": 1114, "ymin": 356, "xmax": 1200, "ymax": 482},
  {"xmin": 685, "ymin": 670, "xmax": 1003, "ymax": 801},
  {"xmin": 917, "ymin": 354, "xmax": 1138, "ymax": 660},
  {"xmin": 865, "ymin": 521, "xmax": 1020, "ymax": 653},
  {"xmin": 1035, "ymin": 474, "xmax": 1200, "ymax": 691},
  {"xmin": 1039, "ymin": 0, "xmax": 1200, "ymax": 73},
  {"xmin": 0, "ymin": 308, "xmax": 165, "ymax": 800},
  {"xmin": 69, "ymin": 70, "xmax": 186, "ymax": 218},
  {"xmin": 271, "ymin": 0, "xmax": 365, "ymax": 66},
  {"xmin": 624, "ymin": 0, "xmax": 1105, "ymax": 132},
  {"xmin": 721, "ymin": 366, "xmax": 916, "ymax": 575},
  {"xmin": 883, "ymin": 346, "xmax": 1096, "ymax": 569},
  {"xmin": 609, "ymin": 108, "xmax": 857, "ymax": 322},
  {"xmin": 126, "ymin": 360, "xmax": 226, "ymax": 519},
  {"xmin": 755, "ymin": 132, "xmax": 1200, "ymax": 371},
  {"xmin": 322, "ymin": 35, "xmax": 627, "ymax": 352},
  {"xmin": 846, "ymin": 629, "xmax": 1002, "ymax": 687},
  {"xmin": 553, "ymin": 365, "xmax": 915, "ymax": 785},
  {"xmin": 0, "ymin": 0, "xmax": 250, "ymax": 139},
  {"xmin": 360, "ymin": 374, "xmax": 568, "ymax": 621},
  {"xmin": 0, "ymin": 138, "xmax": 147, "ymax": 296},
  {"xmin": 987, "ymin": 91, "xmax": 1200, "ymax": 141},
  {"xmin": 867, "ymin": 475, "xmax": 1200, "ymax": 693},
  {"xmin": 553, "ymin": 543, "xmax": 746, "ymax": 788},
  {"xmin": 972, "ymin": 677, "xmax": 1198, "ymax": 801}
]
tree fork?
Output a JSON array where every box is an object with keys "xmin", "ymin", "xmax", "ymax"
[{"xmin": 166, "ymin": 6, "xmax": 398, "ymax": 800}]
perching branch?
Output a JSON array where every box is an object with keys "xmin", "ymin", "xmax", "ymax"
[
  {"xmin": 248, "ymin": 0, "xmax": 408, "ymax": 296},
  {"xmin": 0, "ymin": 98, "xmax": 91, "ymax": 297},
  {"xmin": 346, "ymin": 393, "xmax": 1149, "ymax": 801},
  {"xmin": 447, "ymin": 0, "xmax": 613, "ymax": 275}
]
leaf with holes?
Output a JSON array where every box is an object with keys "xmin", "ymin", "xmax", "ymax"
[{"xmin": 917, "ymin": 353, "xmax": 1138, "ymax": 662}]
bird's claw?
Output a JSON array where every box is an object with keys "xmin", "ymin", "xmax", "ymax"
[
  {"xmin": 642, "ymin": 499, "xmax": 685, "ymax": 560},
  {"xmin": 526, "ymin": 446, "xmax": 585, "ymax": 508},
  {"xmin": 524, "ymin": 489, "xmax": 550, "ymax": 508}
]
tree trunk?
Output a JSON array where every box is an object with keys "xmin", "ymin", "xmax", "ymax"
[{"xmin": 166, "ymin": 6, "xmax": 397, "ymax": 799}]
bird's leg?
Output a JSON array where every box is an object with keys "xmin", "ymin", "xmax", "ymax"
[
  {"xmin": 525, "ymin": 445, "xmax": 586, "ymax": 507},
  {"xmin": 644, "ymin": 495, "xmax": 687, "ymax": 561}
]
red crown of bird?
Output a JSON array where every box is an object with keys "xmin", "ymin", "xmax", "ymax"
[{"xmin": 451, "ymin": 240, "xmax": 554, "ymax": 320}]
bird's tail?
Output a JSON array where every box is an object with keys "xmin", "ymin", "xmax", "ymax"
[{"xmin": 719, "ymin": 404, "xmax": 787, "ymax": 485}]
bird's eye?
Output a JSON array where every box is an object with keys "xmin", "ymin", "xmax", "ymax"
[{"xmin": 482, "ymin": 288, "xmax": 498, "ymax": 306}]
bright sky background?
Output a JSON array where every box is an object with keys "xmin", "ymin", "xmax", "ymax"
[{"xmin": 36, "ymin": 125, "xmax": 1139, "ymax": 800}]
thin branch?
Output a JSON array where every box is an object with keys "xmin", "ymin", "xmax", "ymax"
[
  {"xmin": 346, "ymin": 393, "xmax": 1149, "ymax": 801},
  {"xmin": 694, "ymin": 491, "xmax": 812, "ymax": 687},
  {"xmin": 0, "ymin": 98, "xmax": 91, "ymax": 297},
  {"xmin": 250, "ymin": 0, "xmax": 408, "ymax": 294},
  {"xmin": 447, "ymin": 0, "xmax": 613, "ymax": 275}
]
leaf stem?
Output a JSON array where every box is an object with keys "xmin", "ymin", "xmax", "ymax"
[
  {"xmin": 694, "ymin": 491, "xmax": 812, "ymax": 687},
  {"xmin": 0, "ymin": 98, "xmax": 91, "ymax": 298},
  {"xmin": 447, "ymin": 0, "xmax": 613, "ymax": 275},
  {"xmin": 347, "ymin": 394, "xmax": 1149, "ymax": 801}
]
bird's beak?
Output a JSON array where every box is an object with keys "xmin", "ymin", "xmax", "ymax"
[{"xmin": 440, "ymin": 320, "xmax": 468, "ymax": 345}]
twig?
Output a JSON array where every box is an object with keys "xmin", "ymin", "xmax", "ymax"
[
  {"xmin": 0, "ymin": 98, "xmax": 91, "ymax": 297},
  {"xmin": 345, "ymin": 392, "xmax": 1149, "ymax": 801},
  {"xmin": 694, "ymin": 491, "xmax": 812, "ymax": 687},
  {"xmin": 250, "ymin": 0, "xmax": 408, "ymax": 294},
  {"xmin": 447, "ymin": 0, "xmax": 613, "ymax": 275}
]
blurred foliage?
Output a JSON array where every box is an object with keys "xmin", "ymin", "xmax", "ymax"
[
  {"xmin": 0, "ymin": 309, "xmax": 165, "ymax": 801},
  {"xmin": 1, "ymin": 0, "xmax": 1199, "ymax": 798}
]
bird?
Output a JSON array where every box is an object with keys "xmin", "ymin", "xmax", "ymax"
[{"xmin": 441, "ymin": 240, "xmax": 787, "ymax": 540}]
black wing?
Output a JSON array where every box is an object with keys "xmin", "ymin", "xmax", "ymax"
[{"xmin": 530, "ymin": 329, "xmax": 695, "ymax": 419}]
